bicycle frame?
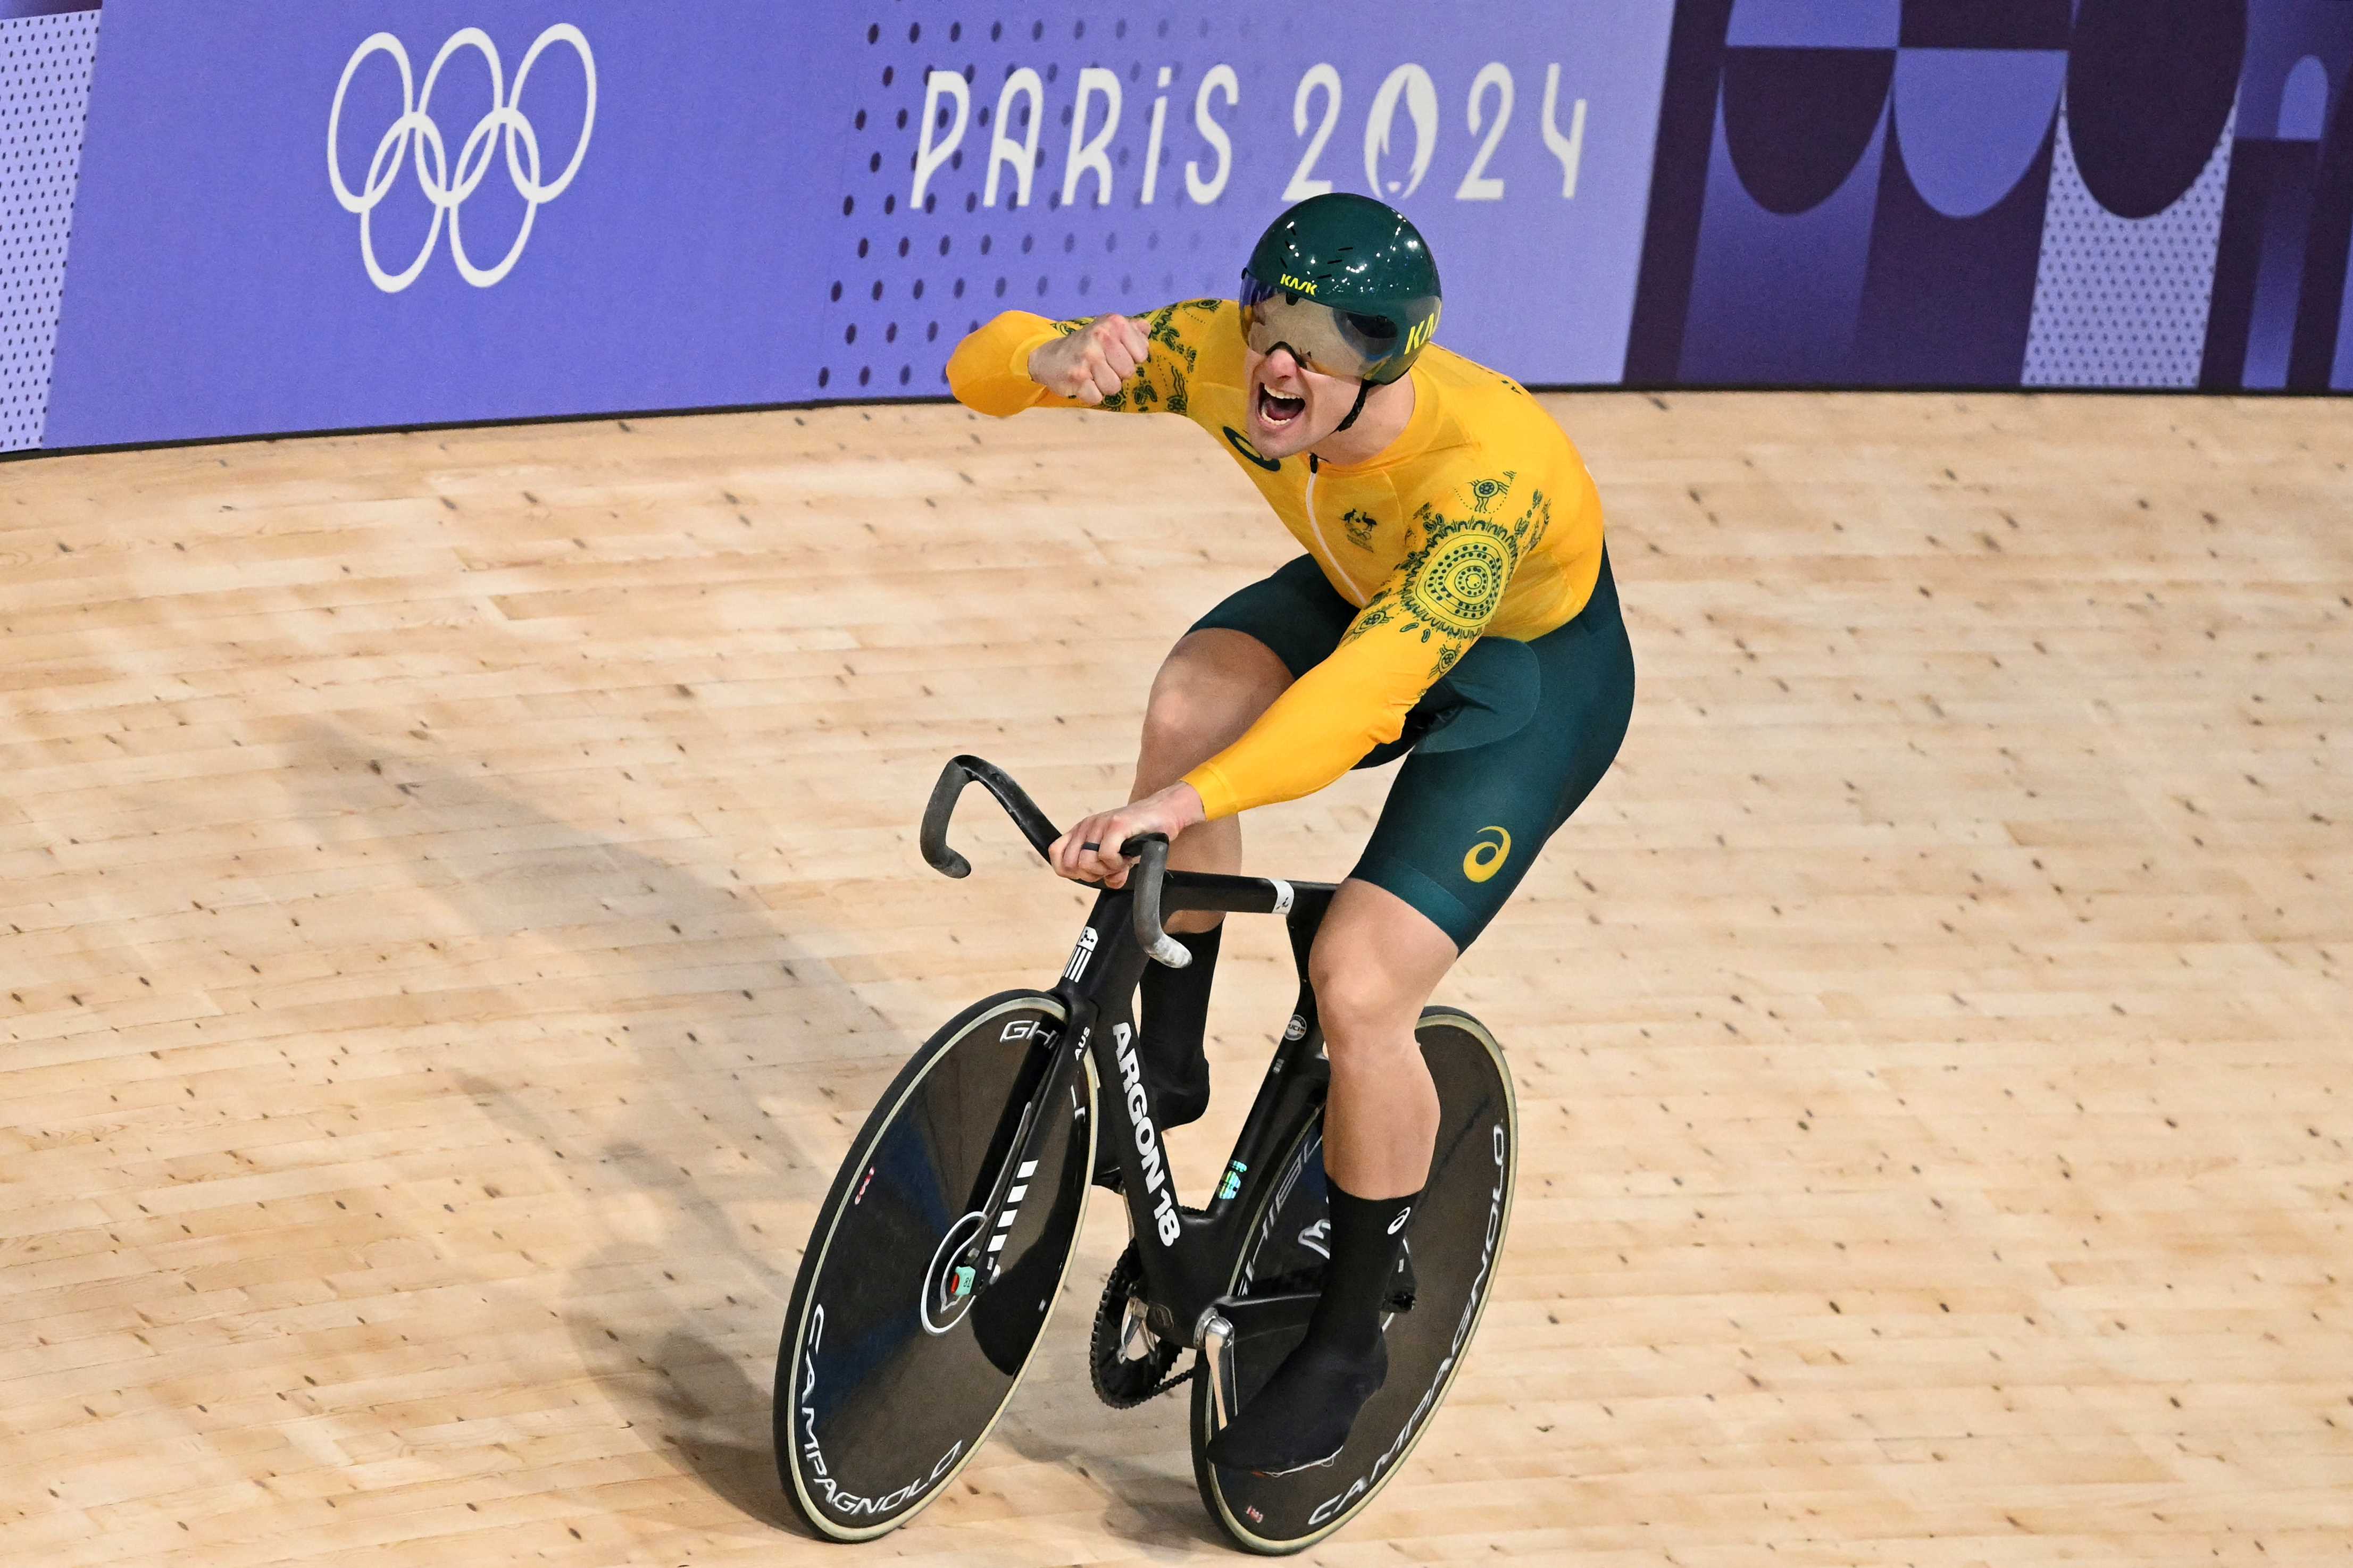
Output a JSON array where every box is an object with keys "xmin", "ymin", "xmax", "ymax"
[{"xmin": 921, "ymin": 756, "xmax": 1338, "ymax": 1355}]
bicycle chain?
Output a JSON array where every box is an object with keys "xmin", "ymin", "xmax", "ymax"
[{"xmin": 1124, "ymin": 1352, "xmax": 1197, "ymax": 1405}]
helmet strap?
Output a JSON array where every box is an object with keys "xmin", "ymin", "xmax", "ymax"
[{"xmin": 1332, "ymin": 378, "xmax": 1375, "ymax": 434}]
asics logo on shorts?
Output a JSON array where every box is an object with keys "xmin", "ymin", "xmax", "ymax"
[
  {"xmin": 328, "ymin": 25, "xmax": 597, "ymax": 294},
  {"xmin": 1462, "ymin": 826, "xmax": 1511, "ymax": 883}
]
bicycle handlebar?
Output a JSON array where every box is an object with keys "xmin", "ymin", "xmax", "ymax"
[
  {"xmin": 919, "ymin": 755, "xmax": 1189, "ymax": 968},
  {"xmin": 1123, "ymin": 833, "xmax": 1189, "ymax": 969},
  {"xmin": 921, "ymin": 754, "xmax": 1061, "ymax": 875}
]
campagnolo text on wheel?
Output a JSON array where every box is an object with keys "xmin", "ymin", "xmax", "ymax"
[{"xmin": 773, "ymin": 194, "xmax": 1634, "ymax": 1553}]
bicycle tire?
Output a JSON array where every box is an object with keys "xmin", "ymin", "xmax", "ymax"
[
  {"xmin": 1190, "ymin": 1007, "xmax": 1517, "ymax": 1553},
  {"xmin": 773, "ymin": 990, "xmax": 1095, "ymax": 1541}
]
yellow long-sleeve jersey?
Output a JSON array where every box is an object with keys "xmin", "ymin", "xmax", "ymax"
[{"xmin": 945, "ymin": 299, "xmax": 1607, "ymax": 821}]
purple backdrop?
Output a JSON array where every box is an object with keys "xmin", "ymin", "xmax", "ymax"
[
  {"xmin": 43, "ymin": 1, "xmax": 1675, "ymax": 447},
  {"xmin": 28, "ymin": 1, "xmax": 2351, "ymax": 452},
  {"xmin": 815, "ymin": 3, "xmax": 1675, "ymax": 398},
  {"xmin": 45, "ymin": 1, "xmax": 854, "ymax": 447}
]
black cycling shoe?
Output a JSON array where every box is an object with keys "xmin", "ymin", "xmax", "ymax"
[
  {"xmin": 1146, "ymin": 1034, "xmax": 1211, "ymax": 1130},
  {"xmin": 1093, "ymin": 926, "xmax": 1220, "ymax": 1189},
  {"xmin": 1204, "ymin": 1335, "xmax": 1388, "ymax": 1475},
  {"xmin": 1141, "ymin": 924, "xmax": 1220, "ymax": 1132},
  {"xmin": 1090, "ymin": 1034, "xmax": 1210, "ymax": 1189}
]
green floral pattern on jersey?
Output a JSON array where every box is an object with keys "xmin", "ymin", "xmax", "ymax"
[
  {"xmin": 1057, "ymin": 299, "xmax": 1223, "ymax": 417},
  {"xmin": 1344, "ymin": 472, "xmax": 1551, "ymax": 679},
  {"xmin": 1464, "ymin": 475, "xmax": 1511, "ymax": 514}
]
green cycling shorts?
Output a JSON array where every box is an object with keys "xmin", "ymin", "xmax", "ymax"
[{"xmin": 1190, "ymin": 549, "xmax": 1635, "ymax": 949}]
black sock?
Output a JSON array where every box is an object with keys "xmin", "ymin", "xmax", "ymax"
[
  {"xmin": 1305, "ymin": 1178, "xmax": 1420, "ymax": 1359},
  {"xmin": 1140, "ymin": 923, "xmax": 1220, "ymax": 1052}
]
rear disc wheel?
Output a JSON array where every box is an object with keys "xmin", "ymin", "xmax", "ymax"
[{"xmin": 1191, "ymin": 1007, "xmax": 1516, "ymax": 1552}]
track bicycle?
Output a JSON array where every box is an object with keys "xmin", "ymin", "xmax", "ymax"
[{"xmin": 772, "ymin": 756, "xmax": 1518, "ymax": 1552}]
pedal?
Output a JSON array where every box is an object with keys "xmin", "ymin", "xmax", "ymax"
[{"xmin": 1118, "ymin": 1296, "xmax": 1153, "ymax": 1357}]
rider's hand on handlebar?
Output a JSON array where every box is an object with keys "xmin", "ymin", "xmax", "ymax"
[
  {"xmin": 1049, "ymin": 783, "xmax": 1206, "ymax": 888},
  {"xmin": 1027, "ymin": 314, "xmax": 1153, "ymax": 405}
]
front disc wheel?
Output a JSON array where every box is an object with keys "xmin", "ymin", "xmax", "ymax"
[{"xmin": 773, "ymin": 991, "xmax": 1093, "ymax": 1541}]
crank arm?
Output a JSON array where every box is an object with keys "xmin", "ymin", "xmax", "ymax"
[
  {"xmin": 1209, "ymin": 1291, "xmax": 1319, "ymax": 1345},
  {"xmin": 1199, "ymin": 1312, "xmax": 1237, "ymax": 1431}
]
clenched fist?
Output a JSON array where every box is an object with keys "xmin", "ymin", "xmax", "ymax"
[{"xmin": 1027, "ymin": 314, "xmax": 1152, "ymax": 404}]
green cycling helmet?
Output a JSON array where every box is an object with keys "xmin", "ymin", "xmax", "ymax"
[{"xmin": 1239, "ymin": 193, "xmax": 1443, "ymax": 393}]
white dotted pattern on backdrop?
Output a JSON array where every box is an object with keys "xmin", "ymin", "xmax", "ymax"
[
  {"xmin": 2021, "ymin": 97, "xmax": 2238, "ymax": 390},
  {"xmin": 821, "ymin": 7, "xmax": 1255, "ymax": 398},
  {"xmin": 0, "ymin": 8, "xmax": 99, "ymax": 452}
]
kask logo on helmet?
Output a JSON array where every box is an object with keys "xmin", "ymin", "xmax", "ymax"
[{"xmin": 328, "ymin": 25, "xmax": 596, "ymax": 294}]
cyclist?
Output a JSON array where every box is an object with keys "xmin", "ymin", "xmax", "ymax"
[{"xmin": 945, "ymin": 194, "xmax": 1635, "ymax": 1474}]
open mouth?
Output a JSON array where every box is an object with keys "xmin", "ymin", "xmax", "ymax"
[{"xmin": 1256, "ymin": 384, "xmax": 1306, "ymax": 429}]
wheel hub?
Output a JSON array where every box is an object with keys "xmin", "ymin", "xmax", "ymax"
[{"xmin": 918, "ymin": 1211, "xmax": 990, "ymax": 1335}]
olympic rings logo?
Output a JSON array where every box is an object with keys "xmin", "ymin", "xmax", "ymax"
[{"xmin": 327, "ymin": 25, "xmax": 596, "ymax": 294}]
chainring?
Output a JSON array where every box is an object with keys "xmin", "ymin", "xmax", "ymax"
[{"xmin": 1089, "ymin": 1242, "xmax": 1189, "ymax": 1408}]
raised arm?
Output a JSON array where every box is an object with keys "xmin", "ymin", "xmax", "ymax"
[{"xmin": 946, "ymin": 300, "xmax": 1230, "ymax": 418}]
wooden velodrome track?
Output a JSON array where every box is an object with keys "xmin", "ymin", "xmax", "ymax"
[{"xmin": 3, "ymin": 390, "xmax": 2349, "ymax": 1566}]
